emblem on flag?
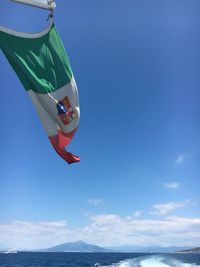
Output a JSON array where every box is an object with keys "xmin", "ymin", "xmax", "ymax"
[{"xmin": 57, "ymin": 96, "xmax": 78, "ymax": 126}]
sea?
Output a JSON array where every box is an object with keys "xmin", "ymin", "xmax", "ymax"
[{"xmin": 0, "ymin": 252, "xmax": 199, "ymax": 267}]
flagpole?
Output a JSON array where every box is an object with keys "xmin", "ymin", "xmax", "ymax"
[{"xmin": 9, "ymin": 0, "xmax": 56, "ymax": 10}]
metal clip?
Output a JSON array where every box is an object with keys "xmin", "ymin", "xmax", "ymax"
[
  {"xmin": 48, "ymin": 0, "xmax": 54, "ymax": 9},
  {"xmin": 47, "ymin": 8, "xmax": 54, "ymax": 21}
]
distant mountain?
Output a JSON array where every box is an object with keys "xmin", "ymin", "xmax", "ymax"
[
  {"xmin": 106, "ymin": 245, "xmax": 192, "ymax": 253},
  {"xmin": 46, "ymin": 241, "xmax": 192, "ymax": 253},
  {"xmin": 46, "ymin": 241, "xmax": 111, "ymax": 253},
  {"xmin": 178, "ymin": 247, "xmax": 200, "ymax": 253}
]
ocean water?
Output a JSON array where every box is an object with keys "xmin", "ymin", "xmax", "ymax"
[{"xmin": 0, "ymin": 252, "xmax": 199, "ymax": 267}]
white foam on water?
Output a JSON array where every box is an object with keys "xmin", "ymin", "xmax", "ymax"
[
  {"xmin": 117, "ymin": 260, "xmax": 133, "ymax": 267},
  {"xmin": 140, "ymin": 256, "xmax": 171, "ymax": 267},
  {"xmin": 166, "ymin": 257, "xmax": 200, "ymax": 267},
  {"xmin": 98, "ymin": 255, "xmax": 200, "ymax": 267},
  {"xmin": 139, "ymin": 255, "xmax": 200, "ymax": 267},
  {"xmin": 98, "ymin": 258, "xmax": 136, "ymax": 267}
]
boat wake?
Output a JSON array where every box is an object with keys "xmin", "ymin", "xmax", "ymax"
[{"xmin": 98, "ymin": 255, "xmax": 200, "ymax": 267}]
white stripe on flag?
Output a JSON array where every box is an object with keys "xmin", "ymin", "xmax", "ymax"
[{"xmin": 28, "ymin": 77, "xmax": 80, "ymax": 136}]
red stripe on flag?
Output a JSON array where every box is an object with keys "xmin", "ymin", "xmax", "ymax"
[{"xmin": 49, "ymin": 129, "xmax": 80, "ymax": 164}]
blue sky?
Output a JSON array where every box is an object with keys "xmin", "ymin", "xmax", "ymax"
[{"xmin": 0, "ymin": 0, "xmax": 200, "ymax": 249}]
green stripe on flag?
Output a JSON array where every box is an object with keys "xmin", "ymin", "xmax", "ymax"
[{"xmin": 0, "ymin": 24, "xmax": 73, "ymax": 94}]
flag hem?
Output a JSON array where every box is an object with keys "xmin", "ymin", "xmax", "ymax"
[{"xmin": 0, "ymin": 16, "xmax": 54, "ymax": 39}]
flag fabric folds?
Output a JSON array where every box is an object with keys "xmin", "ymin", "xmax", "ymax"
[{"xmin": 0, "ymin": 17, "xmax": 80, "ymax": 164}]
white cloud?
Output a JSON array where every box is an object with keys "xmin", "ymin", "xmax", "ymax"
[
  {"xmin": 1, "ymin": 211, "xmax": 200, "ymax": 249},
  {"xmin": 133, "ymin": 210, "xmax": 143, "ymax": 217},
  {"xmin": 81, "ymin": 214, "xmax": 200, "ymax": 247},
  {"xmin": 0, "ymin": 220, "xmax": 76, "ymax": 250},
  {"xmin": 150, "ymin": 199, "xmax": 191, "ymax": 215},
  {"xmin": 88, "ymin": 198, "xmax": 102, "ymax": 206},
  {"xmin": 175, "ymin": 154, "xmax": 185, "ymax": 165},
  {"xmin": 126, "ymin": 211, "xmax": 143, "ymax": 220},
  {"xmin": 164, "ymin": 182, "xmax": 180, "ymax": 189}
]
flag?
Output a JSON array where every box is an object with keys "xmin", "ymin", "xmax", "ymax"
[{"xmin": 0, "ymin": 18, "xmax": 80, "ymax": 164}]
